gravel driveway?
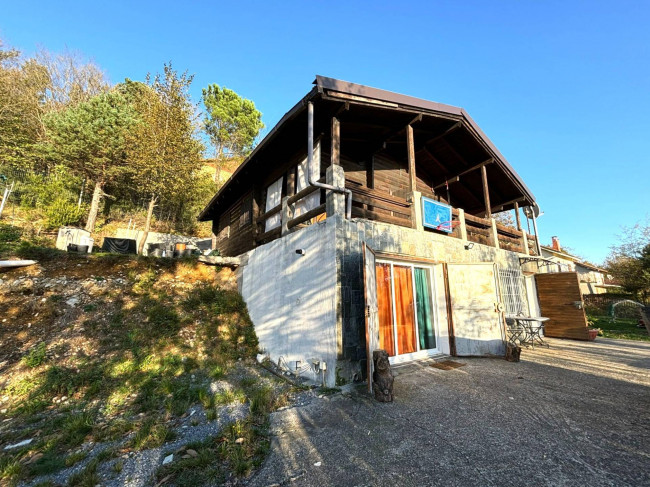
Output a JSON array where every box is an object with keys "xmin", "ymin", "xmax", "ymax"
[{"xmin": 247, "ymin": 338, "xmax": 650, "ymax": 487}]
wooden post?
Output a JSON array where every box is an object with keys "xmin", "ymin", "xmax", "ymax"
[
  {"xmin": 407, "ymin": 125, "xmax": 416, "ymax": 194},
  {"xmin": 407, "ymin": 125, "xmax": 417, "ymax": 228},
  {"xmin": 514, "ymin": 201, "xmax": 522, "ymax": 230},
  {"xmin": 281, "ymin": 196, "xmax": 290, "ymax": 236},
  {"xmin": 251, "ymin": 185, "xmax": 261, "ymax": 245},
  {"xmin": 367, "ymin": 155, "xmax": 375, "ymax": 189},
  {"xmin": 522, "ymin": 230, "xmax": 529, "ymax": 255},
  {"xmin": 331, "ymin": 117, "xmax": 340, "ymax": 166},
  {"xmin": 458, "ymin": 208, "xmax": 468, "ymax": 241},
  {"xmin": 481, "ymin": 165, "xmax": 491, "ymax": 219},
  {"xmin": 491, "ymin": 217, "xmax": 500, "ymax": 249},
  {"xmin": 458, "ymin": 208, "xmax": 467, "ymax": 242}
]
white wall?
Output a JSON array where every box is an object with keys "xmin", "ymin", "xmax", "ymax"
[{"xmin": 240, "ymin": 220, "xmax": 338, "ymax": 386}]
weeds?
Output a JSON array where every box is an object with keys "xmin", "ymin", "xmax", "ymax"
[{"xmin": 22, "ymin": 342, "xmax": 47, "ymax": 368}]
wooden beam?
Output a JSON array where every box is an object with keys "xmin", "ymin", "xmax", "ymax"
[
  {"xmin": 421, "ymin": 121, "xmax": 462, "ymax": 148},
  {"xmin": 432, "ymin": 176, "xmax": 459, "ymax": 191},
  {"xmin": 430, "ymin": 157, "xmax": 494, "ymax": 189},
  {"xmin": 481, "ymin": 164, "xmax": 491, "ymax": 218},
  {"xmin": 490, "ymin": 196, "xmax": 527, "ymax": 213},
  {"xmin": 407, "ymin": 124, "xmax": 416, "ymax": 194},
  {"xmin": 370, "ymin": 113, "xmax": 423, "ymax": 155},
  {"xmin": 331, "ymin": 117, "xmax": 340, "ymax": 166},
  {"xmin": 514, "ymin": 201, "xmax": 522, "ymax": 230},
  {"xmin": 367, "ymin": 155, "xmax": 375, "ymax": 189}
]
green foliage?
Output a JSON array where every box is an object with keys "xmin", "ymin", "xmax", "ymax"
[
  {"xmin": 605, "ymin": 218, "xmax": 650, "ymax": 300},
  {"xmin": 43, "ymin": 197, "xmax": 85, "ymax": 228},
  {"xmin": 202, "ymin": 84, "xmax": 264, "ymax": 157},
  {"xmin": 588, "ymin": 315, "xmax": 650, "ymax": 342},
  {"xmin": 23, "ymin": 342, "xmax": 47, "ymax": 368}
]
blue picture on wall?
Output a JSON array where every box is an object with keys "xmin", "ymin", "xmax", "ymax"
[{"xmin": 422, "ymin": 197, "xmax": 453, "ymax": 233}]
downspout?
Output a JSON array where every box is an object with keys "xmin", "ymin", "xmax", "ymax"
[{"xmin": 307, "ymin": 101, "xmax": 352, "ymax": 219}]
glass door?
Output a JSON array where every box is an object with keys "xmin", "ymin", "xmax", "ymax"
[{"xmin": 375, "ymin": 260, "xmax": 439, "ymax": 363}]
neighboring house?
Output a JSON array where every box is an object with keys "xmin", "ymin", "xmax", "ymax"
[
  {"xmin": 198, "ymin": 76, "xmax": 544, "ymax": 387},
  {"xmin": 540, "ymin": 236, "xmax": 612, "ymax": 295}
]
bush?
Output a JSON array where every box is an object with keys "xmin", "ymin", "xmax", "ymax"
[
  {"xmin": 43, "ymin": 197, "xmax": 85, "ymax": 229},
  {"xmin": 23, "ymin": 342, "xmax": 47, "ymax": 368},
  {"xmin": 0, "ymin": 223, "xmax": 21, "ymax": 242}
]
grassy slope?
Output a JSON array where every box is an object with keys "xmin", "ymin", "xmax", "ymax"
[{"xmin": 0, "ymin": 224, "xmax": 292, "ymax": 486}]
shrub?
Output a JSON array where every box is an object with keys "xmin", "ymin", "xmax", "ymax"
[
  {"xmin": 43, "ymin": 197, "xmax": 85, "ymax": 229},
  {"xmin": 23, "ymin": 342, "xmax": 47, "ymax": 368}
]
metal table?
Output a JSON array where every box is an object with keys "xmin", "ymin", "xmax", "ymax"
[{"xmin": 506, "ymin": 316, "xmax": 550, "ymax": 349}]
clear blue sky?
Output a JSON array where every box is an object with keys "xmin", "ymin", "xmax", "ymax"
[{"xmin": 2, "ymin": 1, "xmax": 648, "ymax": 264}]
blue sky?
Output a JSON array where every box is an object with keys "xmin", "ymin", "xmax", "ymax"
[{"xmin": 2, "ymin": 1, "xmax": 648, "ymax": 264}]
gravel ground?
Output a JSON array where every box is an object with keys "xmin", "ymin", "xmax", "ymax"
[
  {"xmin": 246, "ymin": 338, "xmax": 650, "ymax": 487},
  {"xmin": 23, "ymin": 403, "xmax": 250, "ymax": 487}
]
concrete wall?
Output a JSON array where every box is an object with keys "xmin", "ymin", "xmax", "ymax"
[
  {"xmin": 333, "ymin": 215, "xmax": 522, "ymax": 383},
  {"xmin": 239, "ymin": 220, "xmax": 339, "ymax": 386}
]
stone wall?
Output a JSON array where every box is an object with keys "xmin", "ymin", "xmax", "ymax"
[{"xmin": 334, "ymin": 215, "xmax": 523, "ymax": 383}]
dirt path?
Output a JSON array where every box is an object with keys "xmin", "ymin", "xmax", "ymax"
[{"xmin": 247, "ymin": 338, "xmax": 650, "ymax": 487}]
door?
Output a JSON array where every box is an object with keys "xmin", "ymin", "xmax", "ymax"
[
  {"xmin": 447, "ymin": 263, "xmax": 506, "ymax": 356},
  {"xmin": 535, "ymin": 272, "xmax": 590, "ymax": 340},
  {"xmin": 363, "ymin": 243, "xmax": 379, "ymax": 392},
  {"xmin": 375, "ymin": 260, "xmax": 440, "ymax": 364}
]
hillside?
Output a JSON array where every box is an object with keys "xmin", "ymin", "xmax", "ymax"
[{"xmin": 0, "ymin": 226, "xmax": 302, "ymax": 487}]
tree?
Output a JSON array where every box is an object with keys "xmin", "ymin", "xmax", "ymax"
[
  {"xmin": 605, "ymin": 218, "xmax": 650, "ymax": 300},
  {"xmin": 123, "ymin": 64, "xmax": 204, "ymax": 253},
  {"xmin": 44, "ymin": 90, "xmax": 137, "ymax": 232},
  {"xmin": 0, "ymin": 41, "xmax": 50, "ymax": 170},
  {"xmin": 202, "ymin": 84, "xmax": 263, "ymax": 179},
  {"xmin": 35, "ymin": 48, "xmax": 109, "ymax": 110}
]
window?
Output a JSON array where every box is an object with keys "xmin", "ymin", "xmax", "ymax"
[
  {"xmin": 295, "ymin": 141, "xmax": 321, "ymax": 216},
  {"xmin": 498, "ymin": 268, "xmax": 528, "ymax": 315},
  {"xmin": 239, "ymin": 193, "xmax": 252, "ymax": 227},
  {"xmin": 264, "ymin": 177, "xmax": 283, "ymax": 232},
  {"xmin": 376, "ymin": 261, "xmax": 438, "ymax": 359}
]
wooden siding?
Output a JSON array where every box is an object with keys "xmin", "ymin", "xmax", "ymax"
[
  {"xmin": 212, "ymin": 191, "xmax": 254, "ymax": 256},
  {"xmin": 535, "ymin": 272, "xmax": 590, "ymax": 340}
]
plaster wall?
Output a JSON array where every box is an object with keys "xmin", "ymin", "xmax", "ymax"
[{"xmin": 239, "ymin": 220, "xmax": 338, "ymax": 386}]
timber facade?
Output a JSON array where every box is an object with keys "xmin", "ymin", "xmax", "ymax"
[{"xmin": 199, "ymin": 77, "xmax": 546, "ymax": 387}]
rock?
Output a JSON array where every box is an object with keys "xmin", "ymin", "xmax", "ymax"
[
  {"xmin": 66, "ymin": 297, "xmax": 79, "ymax": 307},
  {"xmin": 4, "ymin": 438, "xmax": 33, "ymax": 450},
  {"xmin": 235, "ymin": 438, "xmax": 244, "ymax": 444},
  {"xmin": 313, "ymin": 461, "xmax": 322, "ymax": 466},
  {"xmin": 162, "ymin": 454, "xmax": 173, "ymax": 465},
  {"xmin": 186, "ymin": 449, "xmax": 198, "ymax": 457}
]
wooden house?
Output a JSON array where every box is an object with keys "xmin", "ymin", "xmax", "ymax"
[{"xmin": 199, "ymin": 76, "xmax": 544, "ymax": 386}]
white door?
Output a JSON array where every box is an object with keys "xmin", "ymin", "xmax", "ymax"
[{"xmin": 447, "ymin": 263, "xmax": 506, "ymax": 356}]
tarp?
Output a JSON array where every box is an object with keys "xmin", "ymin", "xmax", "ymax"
[{"xmin": 101, "ymin": 237, "xmax": 137, "ymax": 255}]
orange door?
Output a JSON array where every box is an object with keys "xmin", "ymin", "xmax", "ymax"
[
  {"xmin": 393, "ymin": 265, "xmax": 417, "ymax": 354},
  {"xmin": 376, "ymin": 263, "xmax": 395, "ymax": 356}
]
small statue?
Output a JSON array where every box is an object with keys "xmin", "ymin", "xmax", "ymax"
[
  {"xmin": 505, "ymin": 342, "xmax": 521, "ymax": 362},
  {"xmin": 372, "ymin": 350, "xmax": 394, "ymax": 402}
]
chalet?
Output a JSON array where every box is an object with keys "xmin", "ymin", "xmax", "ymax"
[{"xmin": 199, "ymin": 76, "xmax": 546, "ymax": 387}]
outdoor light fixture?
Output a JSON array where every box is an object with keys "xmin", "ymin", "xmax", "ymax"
[
  {"xmin": 464, "ymin": 243, "xmax": 475, "ymax": 250},
  {"xmin": 295, "ymin": 249, "xmax": 306, "ymax": 256}
]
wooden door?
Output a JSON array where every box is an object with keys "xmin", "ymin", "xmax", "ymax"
[
  {"xmin": 535, "ymin": 272, "xmax": 590, "ymax": 340},
  {"xmin": 363, "ymin": 243, "xmax": 379, "ymax": 392},
  {"xmin": 447, "ymin": 263, "xmax": 506, "ymax": 356}
]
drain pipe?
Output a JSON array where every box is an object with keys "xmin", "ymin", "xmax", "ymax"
[{"xmin": 307, "ymin": 101, "xmax": 352, "ymax": 219}]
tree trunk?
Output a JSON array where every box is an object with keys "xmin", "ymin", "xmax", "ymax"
[
  {"xmin": 85, "ymin": 181, "xmax": 104, "ymax": 232},
  {"xmin": 138, "ymin": 195, "xmax": 157, "ymax": 255}
]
